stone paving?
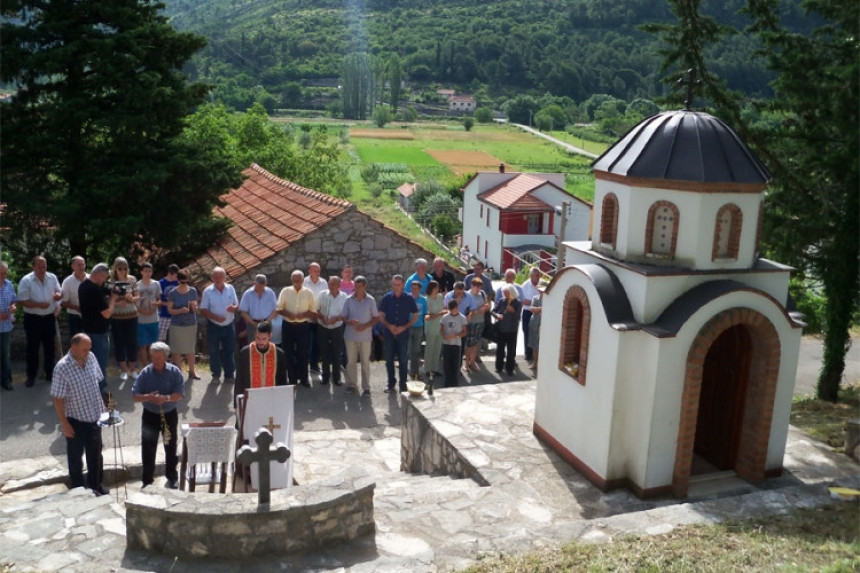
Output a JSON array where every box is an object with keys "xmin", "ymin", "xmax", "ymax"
[{"xmin": 2, "ymin": 358, "xmax": 859, "ymax": 572}]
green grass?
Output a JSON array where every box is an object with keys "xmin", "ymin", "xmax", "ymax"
[
  {"xmin": 352, "ymin": 140, "xmax": 442, "ymax": 166},
  {"xmin": 791, "ymin": 384, "xmax": 859, "ymax": 449},
  {"xmin": 548, "ymin": 129, "xmax": 611, "ymax": 156},
  {"xmin": 462, "ymin": 503, "xmax": 860, "ymax": 573}
]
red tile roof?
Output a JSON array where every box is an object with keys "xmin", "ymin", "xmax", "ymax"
[
  {"xmin": 398, "ymin": 182, "xmax": 416, "ymax": 198},
  {"xmin": 186, "ymin": 164, "xmax": 353, "ymax": 286},
  {"xmin": 478, "ymin": 173, "xmax": 554, "ymax": 211}
]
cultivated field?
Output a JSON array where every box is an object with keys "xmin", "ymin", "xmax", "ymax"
[
  {"xmin": 425, "ymin": 150, "xmax": 502, "ymax": 176},
  {"xmin": 349, "ymin": 123, "xmax": 596, "ymax": 201}
]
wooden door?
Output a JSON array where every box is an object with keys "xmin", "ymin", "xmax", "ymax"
[{"xmin": 694, "ymin": 325, "xmax": 751, "ymax": 470}]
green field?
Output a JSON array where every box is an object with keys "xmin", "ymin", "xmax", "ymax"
[
  {"xmin": 352, "ymin": 141, "xmax": 441, "ymax": 166},
  {"xmin": 349, "ymin": 123, "xmax": 597, "ymax": 203}
]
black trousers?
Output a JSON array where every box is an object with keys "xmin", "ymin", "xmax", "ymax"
[
  {"xmin": 522, "ymin": 310, "xmax": 534, "ymax": 362},
  {"xmin": 443, "ymin": 344, "xmax": 461, "ymax": 387},
  {"xmin": 495, "ymin": 330, "xmax": 518, "ymax": 373},
  {"xmin": 281, "ymin": 321, "xmax": 310, "ymax": 385},
  {"xmin": 141, "ymin": 408, "xmax": 178, "ymax": 486},
  {"xmin": 66, "ymin": 417, "xmax": 103, "ymax": 490},
  {"xmin": 24, "ymin": 313, "xmax": 56, "ymax": 381},
  {"xmin": 318, "ymin": 326, "xmax": 344, "ymax": 384}
]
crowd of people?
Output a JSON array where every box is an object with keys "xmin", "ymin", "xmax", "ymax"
[{"xmin": 0, "ymin": 254, "xmax": 548, "ymax": 495}]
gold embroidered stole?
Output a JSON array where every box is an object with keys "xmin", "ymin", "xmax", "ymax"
[{"xmin": 249, "ymin": 343, "xmax": 277, "ymax": 388}]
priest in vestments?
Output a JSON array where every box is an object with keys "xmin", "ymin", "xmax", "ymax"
[{"xmin": 234, "ymin": 320, "xmax": 289, "ymax": 408}]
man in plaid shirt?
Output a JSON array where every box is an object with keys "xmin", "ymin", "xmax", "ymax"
[{"xmin": 51, "ymin": 333, "xmax": 108, "ymax": 495}]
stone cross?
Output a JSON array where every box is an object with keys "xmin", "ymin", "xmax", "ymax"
[
  {"xmin": 236, "ymin": 428, "xmax": 291, "ymax": 505},
  {"xmin": 677, "ymin": 68, "xmax": 701, "ymax": 110}
]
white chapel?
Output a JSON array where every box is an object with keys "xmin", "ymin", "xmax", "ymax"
[{"xmin": 533, "ymin": 109, "xmax": 805, "ymax": 498}]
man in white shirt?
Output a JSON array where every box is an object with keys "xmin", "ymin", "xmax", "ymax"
[
  {"xmin": 316, "ymin": 276, "xmax": 348, "ymax": 386},
  {"xmin": 303, "ymin": 262, "xmax": 329, "ymax": 373},
  {"xmin": 18, "ymin": 255, "xmax": 63, "ymax": 387},
  {"xmin": 61, "ymin": 256, "xmax": 88, "ymax": 338},
  {"xmin": 519, "ymin": 267, "xmax": 543, "ymax": 363},
  {"xmin": 200, "ymin": 267, "xmax": 239, "ymax": 384}
]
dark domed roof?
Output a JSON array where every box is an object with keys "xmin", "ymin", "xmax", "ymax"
[{"xmin": 592, "ymin": 110, "xmax": 771, "ymax": 184}]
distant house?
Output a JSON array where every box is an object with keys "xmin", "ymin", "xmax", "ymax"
[
  {"xmin": 460, "ymin": 165, "xmax": 592, "ymax": 273},
  {"xmin": 184, "ymin": 164, "xmax": 440, "ymax": 296},
  {"xmin": 398, "ymin": 182, "xmax": 417, "ymax": 213},
  {"xmin": 436, "ymin": 89, "xmax": 456, "ymax": 101},
  {"xmin": 449, "ymin": 95, "xmax": 476, "ymax": 114}
]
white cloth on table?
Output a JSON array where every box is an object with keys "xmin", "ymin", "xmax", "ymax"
[{"xmin": 241, "ymin": 385, "xmax": 295, "ymax": 489}]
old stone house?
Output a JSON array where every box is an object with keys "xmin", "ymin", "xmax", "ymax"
[{"xmin": 185, "ymin": 164, "xmax": 444, "ymax": 297}]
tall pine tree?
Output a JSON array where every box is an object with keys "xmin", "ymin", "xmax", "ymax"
[
  {"xmin": 644, "ymin": 0, "xmax": 859, "ymax": 401},
  {"xmin": 1, "ymin": 0, "xmax": 240, "ymax": 264}
]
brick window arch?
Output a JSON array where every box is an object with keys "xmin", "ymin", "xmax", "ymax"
[
  {"xmin": 644, "ymin": 201, "xmax": 679, "ymax": 257},
  {"xmin": 600, "ymin": 193, "xmax": 619, "ymax": 249},
  {"xmin": 712, "ymin": 204, "xmax": 743, "ymax": 260},
  {"xmin": 559, "ymin": 286, "xmax": 590, "ymax": 385}
]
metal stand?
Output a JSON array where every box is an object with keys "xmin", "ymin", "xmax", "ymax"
[{"xmin": 98, "ymin": 412, "xmax": 127, "ymax": 503}]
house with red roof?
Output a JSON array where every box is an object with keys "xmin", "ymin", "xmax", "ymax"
[
  {"xmin": 460, "ymin": 165, "xmax": 592, "ymax": 273},
  {"xmin": 184, "ymin": 164, "xmax": 441, "ymax": 295},
  {"xmin": 449, "ymin": 95, "xmax": 476, "ymax": 114},
  {"xmin": 397, "ymin": 182, "xmax": 417, "ymax": 212}
]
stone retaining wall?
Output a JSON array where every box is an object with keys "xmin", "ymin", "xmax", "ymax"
[
  {"xmin": 400, "ymin": 398, "xmax": 489, "ymax": 486},
  {"xmin": 126, "ymin": 467, "xmax": 375, "ymax": 558}
]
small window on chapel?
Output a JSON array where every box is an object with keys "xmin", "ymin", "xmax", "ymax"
[
  {"xmin": 712, "ymin": 204, "xmax": 743, "ymax": 260},
  {"xmin": 645, "ymin": 201, "xmax": 679, "ymax": 257},
  {"xmin": 559, "ymin": 286, "xmax": 590, "ymax": 386},
  {"xmin": 600, "ymin": 193, "xmax": 619, "ymax": 249}
]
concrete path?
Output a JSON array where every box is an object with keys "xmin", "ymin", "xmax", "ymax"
[{"xmin": 511, "ymin": 123, "xmax": 599, "ymax": 159}]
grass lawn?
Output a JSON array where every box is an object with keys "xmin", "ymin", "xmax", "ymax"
[
  {"xmin": 462, "ymin": 502, "xmax": 859, "ymax": 572},
  {"xmin": 547, "ymin": 129, "xmax": 611, "ymax": 156},
  {"xmin": 791, "ymin": 384, "xmax": 859, "ymax": 449}
]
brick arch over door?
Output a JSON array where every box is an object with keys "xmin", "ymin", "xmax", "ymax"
[{"xmin": 672, "ymin": 307, "xmax": 781, "ymax": 497}]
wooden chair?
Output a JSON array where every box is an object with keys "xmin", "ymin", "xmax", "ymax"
[{"xmin": 179, "ymin": 422, "xmax": 236, "ymax": 493}]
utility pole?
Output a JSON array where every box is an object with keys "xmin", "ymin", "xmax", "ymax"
[{"xmin": 556, "ymin": 200, "xmax": 570, "ymax": 271}]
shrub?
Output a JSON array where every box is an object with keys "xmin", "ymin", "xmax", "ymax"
[
  {"xmin": 463, "ymin": 117, "xmax": 475, "ymax": 131},
  {"xmin": 474, "ymin": 107, "xmax": 494, "ymax": 123},
  {"xmin": 433, "ymin": 214, "xmax": 459, "ymax": 241},
  {"xmin": 373, "ymin": 106, "xmax": 392, "ymax": 128}
]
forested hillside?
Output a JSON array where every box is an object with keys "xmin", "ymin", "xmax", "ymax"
[{"xmin": 163, "ymin": 0, "xmax": 810, "ymax": 111}]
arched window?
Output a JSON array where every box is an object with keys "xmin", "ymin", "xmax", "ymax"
[
  {"xmin": 600, "ymin": 193, "xmax": 619, "ymax": 248},
  {"xmin": 712, "ymin": 204, "xmax": 743, "ymax": 260},
  {"xmin": 559, "ymin": 286, "xmax": 590, "ymax": 386},
  {"xmin": 645, "ymin": 201, "xmax": 679, "ymax": 257}
]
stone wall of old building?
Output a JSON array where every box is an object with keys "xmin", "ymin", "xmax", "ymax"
[{"xmin": 227, "ymin": 209, "xmax": 456, "ymax": 297}]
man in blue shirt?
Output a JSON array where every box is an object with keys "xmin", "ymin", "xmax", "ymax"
[
  {"xmin": 378, "ymin": 275, "xmax": 418, "ymax": 393},
  {"xmin": 238, "ymin": 274, "xmax": 278, "ymax": 340},
  {"xmin": 0, "ymin": 261, "xmax": 17, "ymax": 391},
  {"xmin": 200, "ymin": 267, "xmax": 239, "ymax": 384},
  {"xmin": 132, "ymin": 341, "xmax": 185, "ymax": 489}
]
